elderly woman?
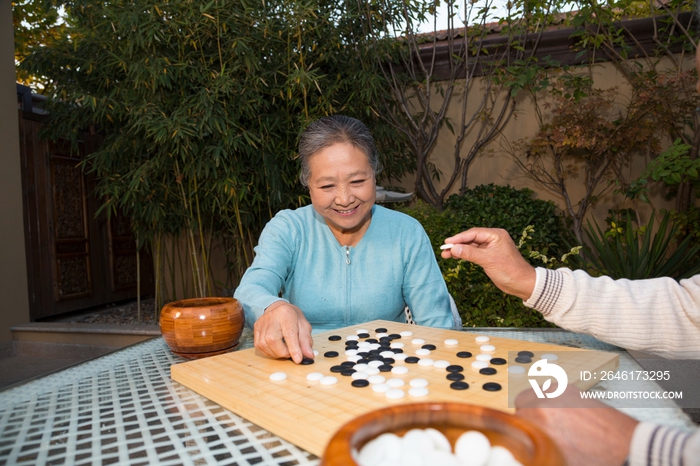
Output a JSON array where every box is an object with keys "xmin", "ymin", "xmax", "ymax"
[{"xmin": 234, "ymin": 115, "xmax": 455, "ymax": 363}]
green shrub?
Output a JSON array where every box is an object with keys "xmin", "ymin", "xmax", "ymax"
[{"xmin": 400, "ymin": 184, "xmax": 576, "ymax": 327}]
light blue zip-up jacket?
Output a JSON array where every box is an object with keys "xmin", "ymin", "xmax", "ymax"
[{"xmin": 234, "ymin": 205, "xmax": 453, "ymax": 331}]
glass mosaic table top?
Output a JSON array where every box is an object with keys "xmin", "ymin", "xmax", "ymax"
[{"xmin": 0, "ymin": 329, "xmax": 694, "ymax": 466}]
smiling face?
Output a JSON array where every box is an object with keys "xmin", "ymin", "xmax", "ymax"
[{"xmin": 307, "ymin": 142, "xmax": 376, "ymax": 246}]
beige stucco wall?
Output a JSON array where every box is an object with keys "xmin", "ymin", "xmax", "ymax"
[
  {"xmin": 398, "ymin": 58, "xmax": 691, "ymax": 231},
  {"xmin": 0, "ymin": 0, "xmax": 30, "ymax": 342}
]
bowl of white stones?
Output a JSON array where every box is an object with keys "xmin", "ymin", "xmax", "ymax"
[{"xmin": 321, "ymin": 402, "xmax": 564, "ymax": 466}]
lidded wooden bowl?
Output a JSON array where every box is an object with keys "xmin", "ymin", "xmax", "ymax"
[
  {"xmin": 321, "ymin": 402, "xmax": 564, "ymax": 466},
  {"xmin": 159, "ymin": 297, "xmax": 244, "ymax": 359}
]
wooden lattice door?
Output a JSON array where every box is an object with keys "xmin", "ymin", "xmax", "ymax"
[{"xmin": 19, "ymin": 110, "xmax": 153, "ymax": 320}]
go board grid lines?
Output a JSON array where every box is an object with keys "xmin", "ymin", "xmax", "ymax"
[{"xmin": 171, "ymin": 321, "xmax": 620, "ymax": 457}]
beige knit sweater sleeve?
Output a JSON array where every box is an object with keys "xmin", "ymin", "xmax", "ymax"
[
  {"xmin": 524, "ymin": 268, "xmax": 700, "ymax": 358},
  {"xmin": 524, "ymin": 268, "xmax": 700, "ymax": 466}
]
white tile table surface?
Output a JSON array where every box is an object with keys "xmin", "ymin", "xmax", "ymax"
[{"xmin": 0, "ymin": 328, "xmax": 694, "ymax": 465}]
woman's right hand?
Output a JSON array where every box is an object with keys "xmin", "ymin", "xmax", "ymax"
[{"xmin": 253, "ymin": 301, "xmax": 315, "ymax": 364}]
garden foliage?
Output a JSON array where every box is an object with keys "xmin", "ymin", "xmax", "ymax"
[
  {"xmin": 22, "ymin": 0, "xmax": 414, "ymax": 304},
  {"xmin": 400, "ymin": 184, "xmax": 575, "ymax": 327}
]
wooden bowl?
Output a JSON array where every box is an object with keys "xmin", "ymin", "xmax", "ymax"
[
  {"xmin": 159, "ymin": 297, "xmax": 244, "ymax": 359},
  {"xmin": 321, "ymin": 402, "xmax": 565, "ymax": 466}
]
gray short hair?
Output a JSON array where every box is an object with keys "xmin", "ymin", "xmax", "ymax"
[{"xmin": 298, "ymin": 115, "xmax": 381, "ymax": 187}]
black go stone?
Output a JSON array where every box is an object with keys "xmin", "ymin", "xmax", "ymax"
[
  {"xmin": 405, "ymin": 356, "xmax": 420, "ymax": 364},
  {"xmin": 341, "ymin": 369, "xmax": 356, "ymax": 376},
  {"xmin": 515, "ymin": 356, "xmax": 532, "ymax": 364},
  {"xmin": 358, "ymin": 359, "xmax": 370, "ymax": 365},
  {"xmin": 375, "ymin": 327, "xmax": 388, "ymax": 333},
  {"xmin": 382, "ymin": 358, "xmax": 395, "ymax": 365},
  {"xmin": 340, "ymin": 361, "xmax": 355, "ymax": 367},
  {"xmin": 450, "ymin": 381, "xmax": 470, "ymax": 390},
  {"xmin": 378, "ymin": 364, "xmax": 393, "ymax": 372},
  {"xmin": 378, "ymin": 346, "xmax": 392, "ymax": 352},
  {"xmin": 518, "ymin": 351, "xmax": 535, "ymax": 358},
  {"xmin": 479, "ymin": 368, "xmax": 497, "ymax": 376},
  {"xmin": 483, "ymin": 382, "xmax": 502, "ymax": 392},
  {"xmin": 446, "ymin": 365, "xmax": 464, "ymax": 373},
  {"xmin": 324, "ymin": 351, "xmax": 339, "ymax": 358},
  {"xmin": 328, "ymin": 335, "xmax": 342, "ymax": 341},
  {"xmin": 388, "ymin": 334, "xmax": 402, "ymax": 340},
  {"xmin": 345, "ymin": 341, "xmax": 359, "ymax": 347},
  {"xmin": 379, "ymin": 337, "xmax": 391, "ymax": 343},
  {"xmin": 300, "ymin": 357, "xmax": 314, "ymax": 365},
  {"xmin": 366, "ymin": 338, "xmax": 379, "ymax": 344},
  {"xmin": 351, "ymin": 379, "xmax": 370, "ymax": 388},
  {"xmin": 369, "ymin": 349, "xmax": 382, "ymax": 355},
  {"xmin": 357, "ymin": 352, "xmax": 370, "ymax": 357},
  {"xmin": 392, "ymin": 348, "xmax": 404, "ymax": 354},
  {"xmin": 330, "ymin": 365, "xmax": 344, "ymax": 373},
  {"xmin": 456, "ymin": 351, "xmax": 473, "ymax": 358},
  {"xmin": 367, "ymin": 355, "xmax": 382, "ymax": 361},
  {"xmin": 421, "ymin": 344, "xmax": 437, "ymax": 351},
  {"xmin": 446, "ymin": 372, "xmax": 465, "ymax": 381},
  {"xmin": 357, "ymin": 333, "xmax": 371, "ymax": 338},
  {"xmin": 490, "ymin": 358, "xmax": 507, "ymax": 365}
]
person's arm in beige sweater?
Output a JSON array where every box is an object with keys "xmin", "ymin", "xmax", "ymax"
[
  {"xmin": 441, "ymin": 227, "xmax": 700, "ymax": 466},
  {"xmin": 525, "ymin": 267, "xmax": 700, "ymax": 358}
]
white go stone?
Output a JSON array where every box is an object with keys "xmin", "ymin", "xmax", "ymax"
[
  {"xmin": 391, "ymin": 366, "xmax": 409, "ymax": 375},
  {"xmin": 541, "ymin": 353, "xmax": 559, "ymax": 361},
  {"xmin": 368, "ymin": 360, "xmax": 384, "ymax": 368},
  {"xmin": 352, "ymin": 371, "xmax": 369, "ymax": 380},
  {"xmin": 306, "ymin": 372, "xmax": 324, "ymax": 381},
  {"xmin": 415, "ymin": 348, "xmax": 431, "ymax": 356},
  {"xmin": 367, "ymin": 375, "xmax": 386, "ymax": 384},
  {"xmin": 345, "ymin": 349, "xmax": 358, "ymax": 356},
  {"xmin": 471, "ymin": 361, "xmax": 489, "ymax": 370},
  {"xmin": 380, "ymin": 351, "xmax": 396, "ymax": 358},
  {"xmin": 393, "ymin": 353, "xmax": 408, "ymax": 361},
  {"xmin": 319, "ymin": 376, "xmax": 338, "ymax": 386},
  {"xmin": 444, "ymin": 338, "xmax": 459, "ymax": 346},
  {"xmin": 400, "ymin": 331, "xmax": 413, "ymax": 337},
  {"xmin": 358, "ymin": 341, "xmax": 371, "ymax": 348},
  {"xmin": 476, "ymin": 354, "xmax": 492, "ymax": 362},
  {"xmin": 424, "ymin": 428, "xmax": 451, "ymax": 453},
  {"xmin": 376, "ymin": 333, "xmax": 389, "ymax": 338},
  {"xmin": 403, "ymin": 429, "xmax": 434, "ymax": 454},
  {"xmin": 356, "ymin": 328, "xmax": 369, "ymax": 334},
  {"xmin": 417, "ymin": 358, "xmax": 435, "ymax": 367},
  {"xmin": 369, "ymin": 343, "xmax": 381, "ymax": 350},
  {"xmin": 486, "ymin": 445, "xmax": 518, "ymax": 466},
  {"xmin": 386, "ymin": 378, "xmax": 405, "ymax": 388},
  {"xmin": 269, "ymin": 372, "xmax": 287, "ymax": 381},
  {"xmin": 347, "ymin": 355, "xmax": 361, "ymax": 362},
  {"xmin": 455, "ymin": 431, "xmax": 491, "ymax": 466},
  {"xmin": 411, "ymin": 338, "xmax": 426, "ymax": 345},
  {"xmin": 385, "ymin": 389, "xmax": 405, "ymax": 400},
  {"xmin": 354, "ymin": 363, "xmax": 369, "ymax": 372},
  {"xmin": 358, "ymin": 432, "xmax": 402, "ymax": 465},
  {"xmin": 408, "ymin": 387, "xmax": 429, "ymax": 397},
  {"xmin": 346, "ymin": 335, "xmax": 359, "ymax": 341},
  {"xmin": 365, "ymin": 367, "xmax": 380, "ymax": 376},
  {"xmin": 313, "ymin": 350, "xmax": 319, "ymax": 356},
  {"xmin": 390, "ymin": 342, "xmax": 405, "ymax": 348},
  {"xmin": 372, "ymin": 383, "xmax": 391, "ymax": 393},
  {"xmin": 409, "ymin": 378, "xmax": 429, "ymax": 388},
  {"xmin": 433, "ymin": 360, "xmax": 451, "ymax": 369},
  {"xmin": 508, "ymin": 365, "xmax": 526, "ymax": 375},
  {"xmin": 480, "ymin": 344, "xmax": 496, "ymax": 352},
  {"xmin": 475, "ymin": 336, "xmax": 490, "ymax": 343}
]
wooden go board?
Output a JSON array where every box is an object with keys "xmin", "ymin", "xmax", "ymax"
[{"xmin": 171, "ymin": 320, "xmax": 618, "ymax": 457}]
